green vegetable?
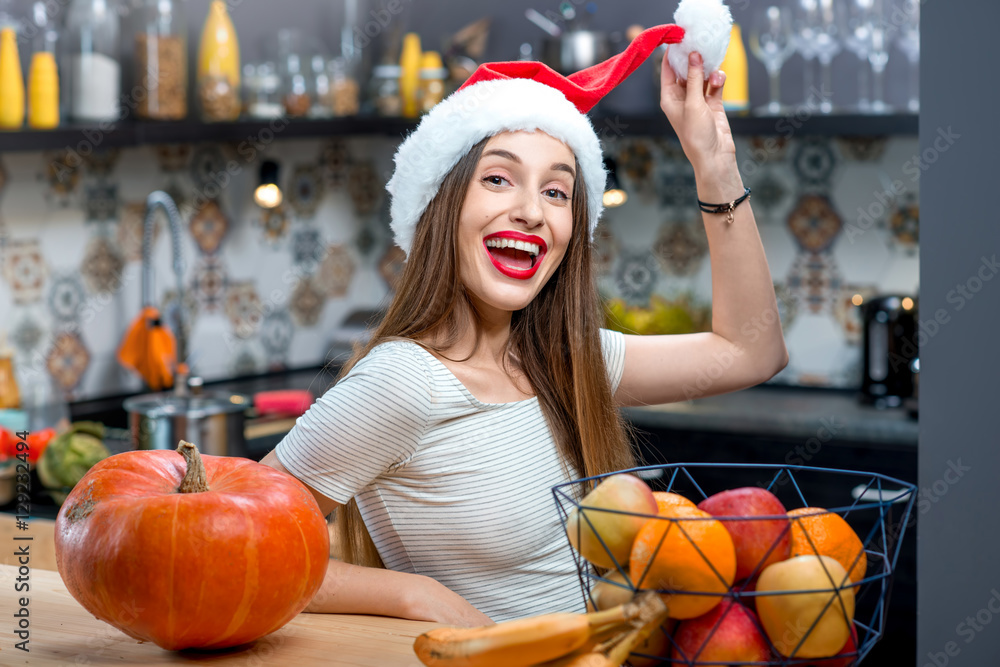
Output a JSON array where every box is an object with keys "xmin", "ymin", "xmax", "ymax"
[
  {"xmin": 68, "ymin": 420, "xmax": 106, "ymax": 439},
  {"xmin": 38, "ymin": 423, "xmax": 110, "ymax": 504}
]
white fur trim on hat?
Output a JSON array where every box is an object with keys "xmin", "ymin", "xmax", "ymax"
[
  {"xmin": 386, "ymin": 78, "xmax": 605, "ymax": 256},
  {"xmin": 668, "ymin": 0, "xmax": 733, "ymax": 81}
]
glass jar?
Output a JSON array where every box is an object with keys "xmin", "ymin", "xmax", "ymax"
[
  {"xmin": 418, "ymin": 51, "xmax": 446, "ymax": 114},
  {"xmin": 62, "ymin": 0, "xmax": 121, "ymax": 123},
  {"xmin": 310, "ymin": 54, "xmax": 332, "ymax": 117},
  {"xmin": 277, "ymin": 30, "xmax": 311, "ymax": 117},
  {"xmin": 196, "ymin": 0, "xmax": 240, "ymax": 122},
  {"xmin": 243, "ymin": 61, "xmax": 282, "ymax": 119},
  {"xmin": 326, "ymin": 57, "xmax": 359, "ymax": 117},
  {"xmin": 134, "ymin": 0, "xmax": 186, "ymax": 120},
  {"xmin": 370, "ymin": 64, "xmax": 402, "ymax": 117}
]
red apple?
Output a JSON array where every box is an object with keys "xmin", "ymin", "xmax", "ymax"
[
  {"xmin": 566, "ymin": 474, "xmax": 657, "ymax": 569},
  {"xmin": 698, "ymin": 487, "xmax": 791, "ymax": 580},
  {"xmin": 671, "ymin": 599, "xmax": 772, "ymax": 664}
]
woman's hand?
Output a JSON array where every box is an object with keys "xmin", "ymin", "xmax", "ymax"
[
  {"xmin": 406, "ymin": 575, "xmax": 495, "ymax": 627},
  {"xmin": 659, "ymin": 49, "xmax": 737, "ymax": 179}
]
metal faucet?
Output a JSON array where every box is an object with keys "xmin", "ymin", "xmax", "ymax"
[{"xmin": 141, "ymin": 190, "xmax": 189, "ymax": 393}]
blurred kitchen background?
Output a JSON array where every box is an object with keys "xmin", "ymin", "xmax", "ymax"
[
  {"xmin": 0, "ymin": 0, "xmax": 920, "ymax": 660},
  {"xmin": 0, "ymin": 0, "xmax": 921, "ymax": 402}
]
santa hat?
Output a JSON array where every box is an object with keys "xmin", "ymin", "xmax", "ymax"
[{"xmin": 386, "ymin": 0, "xmax": 733, "ymax": 255}]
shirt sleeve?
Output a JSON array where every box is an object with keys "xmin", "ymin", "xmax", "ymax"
[
  {"xmin": 274, "ymin": 344, "xmax": 432, "ymax": 504},
  {"xmin": 599, "ymin": 328, "xmax": 626, "ymax": 394}
]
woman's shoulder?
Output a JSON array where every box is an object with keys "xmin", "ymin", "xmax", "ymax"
[
  {"xmin": 347, "ymin": 338, "xmax": 437, "ymax": 387},
  {"xmin": 354, "ymin": 338, "xmax": 430, "ymax": 367},
  {"xmin": 598, "ymin": 327, "xmax": 625, "ymax": 356}
]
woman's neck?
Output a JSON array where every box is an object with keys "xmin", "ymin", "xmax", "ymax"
[
  {"xmin": 430, "ymin": 296, "xmax": 513, "ymax": 368},
  {"xmin": 420, "ymin": 298, "xmax": 535, "ymax": 401}
]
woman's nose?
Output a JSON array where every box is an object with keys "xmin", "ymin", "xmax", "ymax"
[{"xmin": 510, "ymin": 190, "xmax": 544, "ymax": 228}]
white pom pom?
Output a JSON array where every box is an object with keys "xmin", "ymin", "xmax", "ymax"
[{"xmin": 668, "ymin": 0, "xmax": 733, "ymax": 80}]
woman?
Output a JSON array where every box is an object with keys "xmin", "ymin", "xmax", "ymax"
[{"xmin": 261, "ymin": 28, "xmax": 787, "ymax": 626}]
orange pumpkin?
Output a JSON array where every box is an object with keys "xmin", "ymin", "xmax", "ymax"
[{"xmin": 55, "ymin": 441, "xmax": 330, "ymax": 650}]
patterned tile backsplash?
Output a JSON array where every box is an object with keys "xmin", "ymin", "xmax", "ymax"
[
  {"xmin": 599, "ymin": 133, "xmax": 920, "ymax": 390},
  {"xmin": 0, "ymin": 133, "xmax": 918, "ymax": 402}
]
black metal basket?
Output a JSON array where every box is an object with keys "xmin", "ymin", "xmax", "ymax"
[{"xmin": 552, "ymin": 463, "xmax": 917, "ymax": 666}]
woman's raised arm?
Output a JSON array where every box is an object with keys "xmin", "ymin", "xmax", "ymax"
[{"xmin": 615, "ymin": 49, "xmax": 788, "ymax": 407}]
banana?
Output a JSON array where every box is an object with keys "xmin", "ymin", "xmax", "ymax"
[
  {"xmin": 603, "ymin": 597, "xmax": 670, "ymax": 667},
  {"xmin": 540, "ymin": 654, "xmax": 615, "ymax": 667},
  {"xmin": 413, "ymin": 601, "xmax": 642, "ymax": 667},
  {"xmin": 534, "ymin": 593, "xmax": 670, "ymax": 667}
]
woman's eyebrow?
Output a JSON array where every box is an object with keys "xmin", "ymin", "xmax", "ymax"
[
  {"xmin": 552, "ymin": 162, "xmax": 576, "ymax": 179},
  {"xmin": 483, "ymin": 148, "xmax": 521, "ymax": 163},
  {"xmin": 483, "ymin": 149, "xmax": 576, "ymax": 179}
]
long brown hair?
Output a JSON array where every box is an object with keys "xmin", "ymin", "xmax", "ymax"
[{"xmin": 336, "ymin": 136, "xmax": 635, "ymax": 568}]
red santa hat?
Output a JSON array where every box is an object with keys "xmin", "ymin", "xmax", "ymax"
[{"xmin": 386, "ymin": 0, "xmax": 733, "ymax": 255}]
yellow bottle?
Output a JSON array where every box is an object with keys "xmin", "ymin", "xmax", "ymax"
[
  {"xmin": 197, "ymin": 0, "xmax": 241, "ymax": 121},
  {"xmin": 0, "ymin": 331, "xmax": 20, "ymax": 410},
  {"xmin": 399, "ymin": 33, "xmax": 422, "ymax": 118},
  {"xmin": 720, "ymin": 24, "xmax": 749, "ymax": 112},
  {"xmin": 0, "ymin": 27, "xmax": 25, "ymax": 129},
  {"xmin": 28, "ymin": 51, "xmax": 60, "ymax": 129}
]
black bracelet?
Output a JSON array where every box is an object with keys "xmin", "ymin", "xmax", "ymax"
[{"xmin": 698, "ymin": 186, "xmax": 751, "ymax": 224}]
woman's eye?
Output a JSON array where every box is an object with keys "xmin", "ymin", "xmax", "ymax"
[
  {"xmin": 483, "ymin": 175, "xmax": 508, "ymax": 186},
  {"xmin": 545, "ymin": 188, "xmax": 569, "ymax": 200}
]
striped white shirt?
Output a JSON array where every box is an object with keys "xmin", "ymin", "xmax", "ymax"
[{"xmin": 275, "ymin": 328, "xmax": 626, "ymax": 622}]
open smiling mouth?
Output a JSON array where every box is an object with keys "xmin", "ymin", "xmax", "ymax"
[{"xmin": 482, "ymin": 234, "xmax": 547, "ymax": 279}]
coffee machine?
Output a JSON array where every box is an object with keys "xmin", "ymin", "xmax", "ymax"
[{"xmin": 859, "ymin": 295, "xmax": 918, "ymax": 409}]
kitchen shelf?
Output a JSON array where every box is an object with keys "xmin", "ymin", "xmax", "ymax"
[
  {"xmin": 617, "ymin": 111, "xmax": 918, "ymax": 137},
  {"xmin": 0, "ymin": 112, "xmax": 918, "ymax": 154}
]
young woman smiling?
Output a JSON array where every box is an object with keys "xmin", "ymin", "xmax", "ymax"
[{"xmin": 261, "ymin": 3, "xmax": 787, "ymax": 627}]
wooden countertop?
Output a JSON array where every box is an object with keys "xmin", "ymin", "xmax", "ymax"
[{"xmin": 0, "ymin": 564, "xmax": 438, "ymax": 666}]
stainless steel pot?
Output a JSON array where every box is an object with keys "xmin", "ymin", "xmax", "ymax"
[
  {"xmin": 123, "ymin": 391, "xmax": 251, "ymax": 457},
  {"xmin": 541, "ymin": 30, "xmax": 610, "ymax": 74}
]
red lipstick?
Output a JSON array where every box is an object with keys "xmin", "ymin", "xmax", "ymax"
[{"xmin": 482, "ymin": 231, "xmax": 548, "ymax": 280}]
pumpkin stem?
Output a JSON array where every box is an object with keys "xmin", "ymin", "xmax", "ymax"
[{"xmin": 177, "ymin": 440, "xmax": 210, "ymax": 493}]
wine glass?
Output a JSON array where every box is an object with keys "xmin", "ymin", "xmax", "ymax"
[
  {"xmin": 793, "ymin": 0, "xmax": 820, "ymax": 110},
  {"xmin": 749, "ymin": 6, "xmax": 797, "ymax": 115},
  {"xmin": 810, "ymin": 0, "xmax": 844, "ymax": 113},
  {"xmin": 867, "ymin": 0, "xmax": 893, "ymax": 113},
  {"xmin": 894, "ymin": 0, "xmax": 920, "ymax": 112},
  {"xmin": 843, "ymin": 0, "xmax": 875, "ymax": 111}
]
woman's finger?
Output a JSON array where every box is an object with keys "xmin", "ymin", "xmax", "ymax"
[
  {"xmin": 659, "ymin": 48, "xmax": 685, "ymax": 113},
  {"xmin": 707, "ymin": 70, "xmax": 726, "ymax": 105},
  {"xmin": 685, "ymin": 51, "xmax": 705, "ymax": 111}
]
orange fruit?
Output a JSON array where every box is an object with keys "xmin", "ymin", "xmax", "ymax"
[
  {"xmin": 652, "ymin": 491, "xmax": 697, "ymax": 515},
  {"xmin": 787, "ymin": 507, "xmax": 867, "ymax": 584},
  {"xmin": 629, "ymin": 506, "xmax": 736, "ymax": 619}
]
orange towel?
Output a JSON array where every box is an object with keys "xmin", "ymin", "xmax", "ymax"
[{"xmin": 117, "ymin": 306, "xmax": 177, "ymax": 391}]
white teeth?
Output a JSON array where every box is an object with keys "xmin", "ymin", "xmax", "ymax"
[{"xmin": 486, "ymin": 238, "xmax": 540, "ymax": 256}]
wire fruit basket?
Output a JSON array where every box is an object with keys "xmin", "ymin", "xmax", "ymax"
[{"xmin": 552, "ymin": 463, "xmax": 917, "ymax": 666}]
